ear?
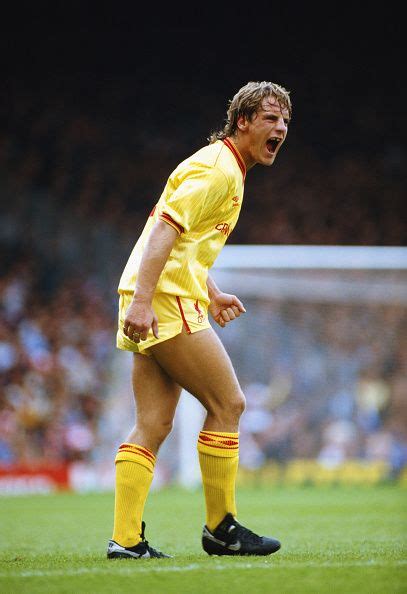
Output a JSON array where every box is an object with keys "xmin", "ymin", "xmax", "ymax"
[{"xmin": 237, "ymin": 114, "xmax": 249, "ymax": 132}]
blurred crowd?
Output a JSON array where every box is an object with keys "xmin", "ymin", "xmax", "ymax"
[
  {"xmin": 222, "ymin": 299, "xmax": 407, "ymax": 477},
  {"xmin": 0, "ymin": 79, "xmax": 405, "ymax": 264},
  {"xmin": 1, "ymin": 258, "xmax": 406, "ymax": 476},
  {"xmin": 0, "ymin": 80, "xmax": 406, "ymax": 477},
  {"xmin": 0, "ymin": 253, "xmax": 113, "ymax": 465}
]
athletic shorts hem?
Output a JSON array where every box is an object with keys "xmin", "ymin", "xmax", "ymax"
[{"xmin": 116, "ymin": 293, "xmax": 211, "ymax": 356}]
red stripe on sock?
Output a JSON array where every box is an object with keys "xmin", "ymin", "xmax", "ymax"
[
  {"xmin": 133, "ymin": 446, "xmax": 156, "ymax": 461},
  {"xmin": 117, "ymin": 449, "xmax": 156, "ymax": 465},
  {"xmin": 200, "ymin": 431, "xmax": 239, "ymax": 439},
  {"xmin": 198, "ymin": 439, "xmax": 239, "ymax": 450},
  {"xmin": 199, "ymin": 434, "xmax": 238, "ymax": 447},
  {"xmin": 118, "ymin": 444, "xmax": 155, "ymax": 461}
]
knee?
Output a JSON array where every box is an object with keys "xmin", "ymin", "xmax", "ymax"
[
  {"xmin": 139, "ymin": 416, "xmax": 174, "ymax": 447},
  {"xmin": 232, "ymin": 392, "xmax": 246, "ymax": 419},
  {"xmin": 210, "ymin": 390, "xmax": 246, "ymax": 424},
  {"xmin": 158, "ymin": 418, "xmax": 174, "ymax": 440},
  {"xmin": 154, "ymin": 418, "xmax": 174, "ymax": 445}
]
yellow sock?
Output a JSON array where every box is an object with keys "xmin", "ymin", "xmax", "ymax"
[
  {"xmin": 112, "ymin": 442, "xmax": 156, "ymax": 547},
  {"xmin": 197, "ymin": 430, "xmax": 239, "ymax": 531}
]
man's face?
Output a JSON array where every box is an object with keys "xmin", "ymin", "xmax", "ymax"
[{"xmin": 238, "ymin": 96, "xmax": 290, "ymax": 168}]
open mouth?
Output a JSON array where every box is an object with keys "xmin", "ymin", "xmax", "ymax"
[{"xmin": 266, "ymin": 137, "xmax": 282, "ymax": 155}]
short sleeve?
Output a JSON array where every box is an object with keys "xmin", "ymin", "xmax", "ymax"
[{"xmin": 159, "ymin": 166, "xmax": 229, "ymax": 234}]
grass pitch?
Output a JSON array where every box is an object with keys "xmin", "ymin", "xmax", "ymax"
[{"xmin": 0, "ymin": 485, "xmax": 405, "ymax": 593}]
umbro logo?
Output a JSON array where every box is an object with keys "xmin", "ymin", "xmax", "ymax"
[{"xmin": 232, "ymin": 196, "xmax": 240, "ymax": 207}]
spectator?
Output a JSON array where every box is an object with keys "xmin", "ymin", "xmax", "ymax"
[{"xmin": 0, "ymin": 79, "xmax": 405, "ymax": 479}]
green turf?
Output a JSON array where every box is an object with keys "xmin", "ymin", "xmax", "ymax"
[{"xmin": 0, "ymin": 485, "xmax": 405, "ymax": 593}]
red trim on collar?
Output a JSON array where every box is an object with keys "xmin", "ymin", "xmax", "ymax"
[{"xmin": 223, "ymin": 138, "xmax": 246, "ymax": 181}]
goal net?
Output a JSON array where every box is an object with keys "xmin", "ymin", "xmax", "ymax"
[{"xmin": 96, "ymin": 245, "xmax": 407, "ymax": 491}]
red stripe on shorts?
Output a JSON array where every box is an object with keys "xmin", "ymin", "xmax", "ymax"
[{"xmin": 176, "ymin": 296, "xmax": 191, "ymax": 334}]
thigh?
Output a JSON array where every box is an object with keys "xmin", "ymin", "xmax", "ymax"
[
  {"xmin": 132, "ymin": 352, "xmax": 182, "ymax": 425},
  {"xmin": 149, "ymin": 327, "xmax": 243, "ymax": 411}
]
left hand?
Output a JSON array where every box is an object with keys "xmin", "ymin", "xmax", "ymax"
[{"xmin": 208, "ymin": 292, "xmax": 246, "ymax": 328}]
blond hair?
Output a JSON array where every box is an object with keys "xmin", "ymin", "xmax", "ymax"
[{"xmin": 209, "ymin": 81, "xmax": 292, "ymax": 143}]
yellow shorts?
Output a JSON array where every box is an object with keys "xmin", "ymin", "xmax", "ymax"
[{"xmin": 116, "ymin": 292, "xmax": 211, "ymax": 356}]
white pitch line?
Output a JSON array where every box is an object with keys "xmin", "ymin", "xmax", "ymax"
[{"xmin": 0, "ymin": 560, "xmax": 406, "ymax": 578}]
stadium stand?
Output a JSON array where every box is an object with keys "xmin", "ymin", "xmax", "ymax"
[{"xmin": 0, "ymin": 79, "xmax": 406, "ymax": 485}]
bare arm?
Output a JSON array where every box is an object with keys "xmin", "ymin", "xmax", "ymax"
[
  {"xmin": 206, "ymin": 274, "xmax": 246, "ymax": 328},
  {"xmin": 123, "ymin": 220, "xmax": 178, "ymax": 342},
  {"xmin": 206, "ymin": 275, "xmax": 222, "ymax": 301}
]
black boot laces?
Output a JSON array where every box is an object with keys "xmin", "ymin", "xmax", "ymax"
[
  {"xmin": 229, "ymin": 521, "xmax": 263, "ymax": 545},
  {"xmin": 140, "ymin": 521, "xmax": 165, "ymax": 557}
]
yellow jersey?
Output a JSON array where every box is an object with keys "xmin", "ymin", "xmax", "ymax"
[{"xmin": 118, "ymin": 138, "xmax": 246, "ymax": 305}]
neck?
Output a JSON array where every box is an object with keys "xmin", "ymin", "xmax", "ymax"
[{"xmin": 228, "ymin": 135, "xmax": 255, "ymax": 171}]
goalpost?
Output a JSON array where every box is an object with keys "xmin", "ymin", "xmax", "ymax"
[
  {"xmin": 173, "ymin": 245, "xmax": 407, "ymax": 487},
  {"xmin": 97, "ymin": 245, "xmax": 406, "ymax": 491}
]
